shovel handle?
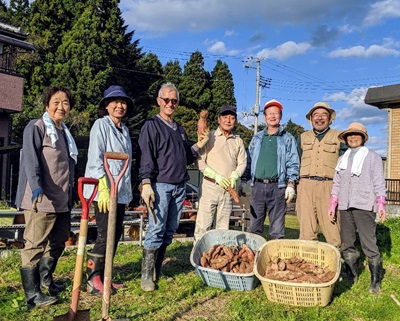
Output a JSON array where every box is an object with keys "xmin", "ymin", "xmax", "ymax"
[
  {"xmin": 69, "ymin": 177, "xmax": 98, "ymax": 314},
  {"xmin": 78, "ymin": 177, "xmax": 99, "ymax": 220},
  {"xmin": 104, "ymin": 152, "xmax": 130, "ymax": 198},
  {"xmin": 102, "ymin": 152, "xmax": 130, "ymax": 319}
]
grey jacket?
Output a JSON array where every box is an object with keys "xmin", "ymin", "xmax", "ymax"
[
  {"xmin": 15, "ymin": 118, "xmax": 75, "ymax": 212},
  {"xmin": 331, "ymin": 148, "xmax": 386, "ymax": 212}
]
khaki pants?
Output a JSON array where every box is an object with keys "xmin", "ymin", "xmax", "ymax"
[
  {"xmin": 21, "ymin": 210, "xmax": 71, "ymax": 267},
  {"xmin": 296, "ymin": 178, "xmax": 341, "ymax": 247},
  {"xmin": 194, "ymin": 179, "xmax": 233, "ymax": 242}
]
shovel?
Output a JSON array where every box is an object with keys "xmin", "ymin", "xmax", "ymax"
[
  {"xmin": 101, "ymin": 152, "xmax": 130, "ymax": 321},
  {"xmin": 54, "ymin": 177, "xmax": 99, "ymax": 321}
]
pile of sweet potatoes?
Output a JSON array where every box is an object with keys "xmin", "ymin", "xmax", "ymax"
[
  {"xmin": 200, "ymin": 243, "xmax": 256, "ymax": 273},
  {"xmin": 264, "ymin": 256, "xmax": 336, "ymax": 283}
]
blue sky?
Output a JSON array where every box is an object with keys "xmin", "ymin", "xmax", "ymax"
[{"xmin": 118, "ymin": 0, "xmax": 400, "ymax": 156}]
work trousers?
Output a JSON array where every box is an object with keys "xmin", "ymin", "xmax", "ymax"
[
  {"xmin": 247, "ymin": 181, "xmax": 286, "ymax": 239},
  {"xmin": 21, "ymin": 210, "xmax": 70, "ymax": 267},
  {"xmin": 296, "ymin": 178, "xmax": 341, "ymax": 247},
  {"xmin": 340, "ymin": 209, "xmax": 380, "ymax": 260},
  {"xmin": 194, "ymin": 179, "xmax": 233, "ymax": 242},
  {"xmin": 144, "ymin": 182, "xmax": 186, "ymax": 249},
  {"xmin": 92, "ymin": 202, "xmax": 126, "ymax": 256}
]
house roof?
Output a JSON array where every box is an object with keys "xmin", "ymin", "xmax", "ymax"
[
  {"xmin": 364, "ymin": 84, "xmax": 400, "ymax": 109},
  {"xmin": 0, "ymin": 22, "xmax": 34, "ymax": 52}
]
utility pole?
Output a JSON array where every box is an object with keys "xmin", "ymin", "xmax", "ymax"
[
  {"xmin": 244, "ymin": 57, "xmax": 262, "ymax": 135},
  {"xmin": 253, "ymin": 58, "xmax": 261, "ymax": 135}
]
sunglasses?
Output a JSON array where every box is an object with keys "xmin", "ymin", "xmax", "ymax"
[{"xmin": 159, "ymin": 97, "xmax": 178, "ymax": 105}]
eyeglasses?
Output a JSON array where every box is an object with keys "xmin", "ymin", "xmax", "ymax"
[
  {"xmin": 159, "ymin": 97, "xmax": 178, "ymax": 105},
  {"xmin": 265, "ymin": 112, "xmax": 280, "ymax": 117},
  {"xmin": 311, "ymin": 113, "xmax": 329, "ymax": 119}
]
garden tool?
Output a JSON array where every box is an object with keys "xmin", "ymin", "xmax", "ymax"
[
  {"xmin": 101, "ymin": 152, "xmax": 129, "ymax": 321},
  {"xmin": 147, "ymin": 204, "xmax": 157, "ymax": 224},
  {"xmin": 54, "ymin": 177, "xmax": 99, "ymax": 321}
]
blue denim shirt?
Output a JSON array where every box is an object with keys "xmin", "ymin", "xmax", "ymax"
[
  {"xmin": 83, "ymin": 116, "xmax": 132, "ymax": 204},
  {"xmin": 243, "ymin": 126, "xmax": 300, "ymax": 188}
]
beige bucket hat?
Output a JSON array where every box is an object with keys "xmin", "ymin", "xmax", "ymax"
[
  {"xmin": 306, "ymin": 102, "xmax": 336, "ymax": 123},
  {"xmin": 338, "ymin": 122, "xmax": 369, "ymax": 142}
]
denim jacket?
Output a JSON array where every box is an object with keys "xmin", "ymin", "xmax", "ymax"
[{"xmin": 243, "ymin": 126, "xmax": 299, "ymax": 188}]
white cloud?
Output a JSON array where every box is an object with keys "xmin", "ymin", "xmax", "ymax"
[
  {"xmin": 257, "ymin": 41, "xmax": 312, "ymax": 60},
  {"xmin": 224, "ymin": 30, "xmax": 235, "ymax": 37},
  {"xmin": 324, "ymin": 87, "xmax": 388, "ymax": 156},
  {"xmin": 328, "ymin": 43, "xmax": 400, "ymax": 58},
  {"xmin": 325, "ymin": 87, "xmax": 387, "ymax": 125},
  {"xmin": 120, "ymin": 0, "xmax": 369, "ymax": 35},
  {"xmin": 363, "ymin": 0, "xmax": 400, "ymax": 26},
  {"xmin": 338, "ymin": 24, "xmax": 358, "ymax": 34},
  {"xmin": 206, "ymin": 41, "xmax": 240, "ymax": 56},
  {"xmin": 208, "ymin": 41, "xmax": 227, "ymax": 54}
]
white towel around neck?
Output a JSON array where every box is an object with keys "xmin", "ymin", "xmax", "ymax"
[
  {"xmin": 42, "ymin": 112, "xmax": 78, "ymax": 164},
  {"xmin": 335, "ymin": 146, "xmax": 368, "ymax": 176}
]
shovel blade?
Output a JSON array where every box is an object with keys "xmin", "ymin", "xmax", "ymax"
[{"xmin": 53, "ymin": 308, "xmax": 91, "ymax": 321}]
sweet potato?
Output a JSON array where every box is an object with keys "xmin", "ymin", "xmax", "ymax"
[{"xmin": 197, "ymin": 110, "xmax": 209, "ymax": 136}]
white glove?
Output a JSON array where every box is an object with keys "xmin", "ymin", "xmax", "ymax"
[
  {"xmin": 196, "ymin": 128, "xmax": 210, "ymax": 149},
  {"xmin": 285, "ymin": 185, "xmax": 295, "ymax": 204},
  {"xmin": 229, "ymin": 171, "xmax": 240, "ymax": 189},
  {"xmin": 141, "ymin": 184, "xmax": 155, "ymax": 208}
]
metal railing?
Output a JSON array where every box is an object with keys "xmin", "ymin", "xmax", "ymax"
[{"xmin": 386, "ymin": 179, "xmax": 400, "ymax": 205}]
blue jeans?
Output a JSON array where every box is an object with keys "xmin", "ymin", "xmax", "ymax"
[{"xmin": 144, "ymin": 182, "xmax": 186, "ymax": 249}]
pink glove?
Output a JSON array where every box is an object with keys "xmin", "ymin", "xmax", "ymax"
[
  {"xmin": 376, "ymin": 196, "xmax": 386, "ymax": 213},
  {"xmin": 329, "ymin": 195, "xmax": 338, "ymax": 213},
  {"xmin": 328, "ymin": 195, "xmax": 338, "ymax": 223}
]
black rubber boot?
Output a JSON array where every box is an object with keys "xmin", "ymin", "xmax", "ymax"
[
  {"xmin": 155, "ymin": 244, "xmax": 168, "ymax": 282},
  {"xmin": 86, "ymin": 252, "xmax": 105, "ymax": 295},
  {"xmin": 368, "ymin": 257, "xmax": 383, "ymax": 294},
  {"xmin": 39, "ymin": 257, "xmax": 65, "ymax": 296},
  {"xmin": 343, "ymin": 252, "xmax": 359, "ymax": 284},
  {"xmin": 141, "ymin": 248, "xmax": 157, "ymax": 292},
  {"xmin": 20, "ymin": 266, "xmax": 58, "ymax": 308}
]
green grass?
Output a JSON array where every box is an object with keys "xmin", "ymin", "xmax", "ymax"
[{"xmin": 1, "ymin": 215, "xmax": 400, "ymax": 321}]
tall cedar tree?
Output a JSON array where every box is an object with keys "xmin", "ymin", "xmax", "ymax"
[
  {"xmin": 8, "ymin": 0, "xmax": 30, "ymax": 26},
  {"xmin": 9, "ymin": 0, "xmax": 151, "ymax": 205},
  {"xmin": 209, "ymin": 59, "xmax": 236, "ymax": 129},
  {"xmin": 163, "ymin": 60, "xmax": 182, "ymax": 87},
  {"xmin": 0, "ymin": 0, "xmax": 11, "ymax": 23},
  {"xmin": 178, "ymin": 50, "xmax": 211, "ymax": 113},
  {"xmin": 53, "ymin": 0, "xmax": 123, "ymax": 136}
]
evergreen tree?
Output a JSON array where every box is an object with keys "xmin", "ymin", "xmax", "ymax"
[
  {"xmin": 234, "ymin": 122, "xmax": 254, "ymax": 149},
  {"xmin": 179, "ymin": 50, "xmax": 211, "ymax": 113},
  {"xmin": 0, "ymin": 1, "xmax": 9, "ymax": 23},
  {"xmin": 9, "ymin": 0, "xmax": 30, "ymax": 27},
  {"xmin": 209, "ymin": 59, "xmax": 236, "ymax": 128},
  {"xmin": 284, "ymin": 119, "xmax": 305, "ymax": 140},
  {"xmin": 163, "ymin": 60, "xmax": 182, "ymax": 87},
  {"xmin": 52, "ymin": 0, "xmax": 125, "ymax": 136},
  {"xmin": 125, "ymin": 52, "xmax": 163, "ymax": 122}
]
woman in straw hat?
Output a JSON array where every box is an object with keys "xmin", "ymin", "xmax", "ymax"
[{"xmin": 328, "ymin": 122, "xmax": 386, "ymax": 294}]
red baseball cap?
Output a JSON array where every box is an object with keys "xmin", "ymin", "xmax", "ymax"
[{"xmin": 263, "ymin": 99, "xmax": 283, "ymax": 112}]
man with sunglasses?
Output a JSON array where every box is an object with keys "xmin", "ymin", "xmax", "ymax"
[
  {"xmin": 138, "ymin": 82, "xmax": 209, "ymax": 292},
  {"xmin": 296, "ymin": 102, "xmax": 346, "ymax": 248}
]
